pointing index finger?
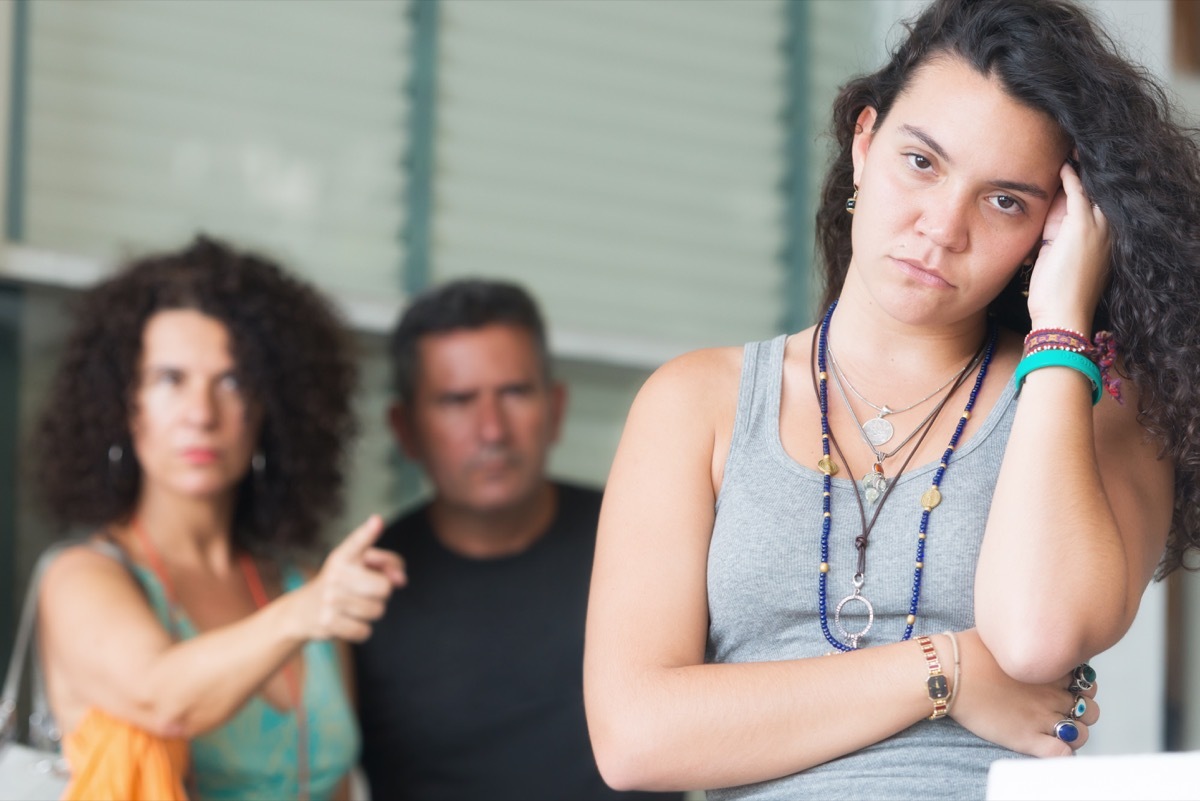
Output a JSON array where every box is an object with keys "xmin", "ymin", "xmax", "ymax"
[{"xmin": 336, "ymin": 514, "xmax": 385, "ymax": 560}]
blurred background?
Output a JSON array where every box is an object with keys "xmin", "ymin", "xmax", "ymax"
[{"xmin": 1, "ymin": 0, "xmax": 1197, "ymax": 763}]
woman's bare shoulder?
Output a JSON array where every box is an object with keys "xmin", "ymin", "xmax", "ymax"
[
  {"xmin": 39, "ymin": 537, "xmax": 142, "ymax": 610},
  {"xmin": 641, "ymin": 345, "xmax": 746, "ymax": 403}
]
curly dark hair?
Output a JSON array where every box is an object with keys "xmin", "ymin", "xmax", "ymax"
[
  {"xmin": 33, "ymin": 235, "xmax": 358, "ymax": 554},
  {"xmin": 388, "ymin": 278, "xmax": 551, "ymax": 403},
  {"xmin": 814, "ymin": 0, "xmax": 1200, "ymax": 576}
]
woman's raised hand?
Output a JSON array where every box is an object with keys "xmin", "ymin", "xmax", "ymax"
[
  {"xmin": 949, "ymin": 629, "xmax": 1100, "ymax": 758},
  {"xmin": 1025, "ymin": 159, "xmax": 1112, "ymax": 332},
  {"xmin": 291, "ymin": 514, "xmax": 406, "ymax": 643}
]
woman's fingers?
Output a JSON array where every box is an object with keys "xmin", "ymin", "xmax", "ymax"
[
  {"xmin": 1058, "ymin": 160, "xmax": 1109, "ymax": 230},
  {"xmin": 1026, "ymin": 159, "xmax": 1111, "ymax": 327},
  {"xmin": 329, "ymin": 514, "xmax": 385, "ymax": 564},
  {"xmin": 307, "ymin": 514, "xmax": 403, "ymax": 641},
  {"xmin": 363, "ymin": 547, "xmax": 407, "ymax": 587}
]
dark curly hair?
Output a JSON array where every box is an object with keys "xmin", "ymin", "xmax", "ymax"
[
  {"xmin": 388, "ymin": 278, "xmax": 551, "ymax": 403},
  {"xmin": 814, "ymin": 0, "xmax": 1200, "ymax": 576},
  {"xmin": 33, "ymin": 235, "xmax": 358, "ymax": 554}
]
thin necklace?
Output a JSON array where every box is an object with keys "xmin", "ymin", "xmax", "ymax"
[
  {"xmin": 827, "ymin": 343, "xmax": 977, "ymax": 447},
  {"xmin": 131, "ymin": 520, "xmax": 310, "ymax": 801},
  {"xmin": 813, "ymin": 301, "xmax": 997, "ymax": 651},
  {"xmin": 828, "ymin": 343, "xmax": 986, "ymax": 504},
  {"xmin": 810, "ymin": 330, "xmax": 965, "ymax": 651}
]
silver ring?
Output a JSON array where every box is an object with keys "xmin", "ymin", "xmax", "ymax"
[
  {"xmin": 1070, "ymin": 663, "xmax": 1096, "ymax": 692},
  {"xmin": 1054, "ymin": 719, "xmax": 1080, "ymax": 744}
]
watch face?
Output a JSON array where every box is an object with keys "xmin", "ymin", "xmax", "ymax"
[{"xmin": 927, "ymin": 674, "xmax": 949, "ymax": 700}]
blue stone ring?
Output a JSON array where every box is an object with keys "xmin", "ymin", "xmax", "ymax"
[
  {"xmin": 1055, "ymin": 719, "xmax": 1081, "ymax": 744},
  {"xmin": 1069, "ymin": 695, "xmax": 1088, "ymax": 720}
]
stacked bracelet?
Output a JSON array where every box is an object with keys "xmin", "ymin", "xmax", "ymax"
[
  {"xmin": 1024, "ymin": 327, "xmax": 1090, "ymax": 355},
  {"xmin": 1020, "ymin": 327, "xmax": 1122, "ymax": 404},
  {"xmin": 1015, "ymin": 348, "xmax": 1103, "ymax": 405}
]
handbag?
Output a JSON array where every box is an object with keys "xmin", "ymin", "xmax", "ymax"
[{"xmin": 0, "ymin": 545, "xmax": 71, "ymax": 801}]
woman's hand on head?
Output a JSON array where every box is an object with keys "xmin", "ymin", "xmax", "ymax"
[
  {"xmin": 950, "ymin": 629, "xmax": 1099, "ymax": 758},
  {"xmin": 1026, "ymin": 160, "xmax": 1112, "ymax": 332},
  {"xmin": 291, "ymin": 515, "xmax": 406, "ymax": 643}
]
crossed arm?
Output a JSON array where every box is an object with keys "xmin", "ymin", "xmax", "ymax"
[{"xmin": 583, "ymin": 348, "xmax": 1127, "ymax": 792}]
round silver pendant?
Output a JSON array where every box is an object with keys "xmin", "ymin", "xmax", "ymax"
[{"xmin": 862, "ymin": 416, "xmax": 894, "ymax": 446}]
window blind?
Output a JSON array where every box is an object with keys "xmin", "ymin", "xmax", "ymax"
[
  {"xmin": 21, "ymin": 0, "xmax": 411, "ymax": 300},
  {"xmin": 432, "ymin": 0, "xmax": 790, "ymax": 363}
]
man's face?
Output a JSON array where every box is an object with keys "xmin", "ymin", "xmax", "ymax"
[{"xmin": 391, "ymin": 324, "xmax": 564, "ymax": 516}]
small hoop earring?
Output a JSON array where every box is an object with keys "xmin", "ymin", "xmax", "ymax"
[{"xmin": 845, "ymin": 186, "xmax": 858, "ymax": 215}]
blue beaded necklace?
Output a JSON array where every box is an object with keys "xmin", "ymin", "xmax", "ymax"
[{"xmin": 815, "ymin": 300, "xmax": 997, "ymax": 652}]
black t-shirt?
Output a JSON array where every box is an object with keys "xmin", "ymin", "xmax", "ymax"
[{"xmin": 355, "ymin": 482, "xmax": 681, "ymax": 801}]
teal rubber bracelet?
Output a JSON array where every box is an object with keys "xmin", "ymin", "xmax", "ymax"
[{"xmin": 1014, "ymin": 348, "xmax": 1102, "ymax": 405}]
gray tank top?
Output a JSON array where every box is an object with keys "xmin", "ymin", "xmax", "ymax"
[{"xmin": 705, "ymin": 333, "xmax": 1026, "ymax": 800}]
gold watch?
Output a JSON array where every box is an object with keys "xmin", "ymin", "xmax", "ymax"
[{"xmin": 917, "ymin": 635, "xmax": 949, "ymax": 719}]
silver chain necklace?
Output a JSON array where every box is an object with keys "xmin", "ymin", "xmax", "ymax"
[
  {"xmin": 826, "ymin": 344, "xmax": 979, "ymax": 447},
  {"xmin": 827, "ymin": 346, "xmax": 985, "ymax": 504}
]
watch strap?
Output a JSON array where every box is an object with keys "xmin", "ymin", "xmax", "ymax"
[{"xmin": 917, "ymin": 635, "xmax": 949, "ymax": 719}]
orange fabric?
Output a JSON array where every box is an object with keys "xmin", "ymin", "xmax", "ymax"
[{"xmin": 60, "ymin": 707, "xmax": 190, "ymax": 801}]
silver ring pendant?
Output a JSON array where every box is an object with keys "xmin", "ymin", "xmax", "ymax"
[{"xmin": 834, "ymin": 591, "xmax": 875, "ymax": 649}]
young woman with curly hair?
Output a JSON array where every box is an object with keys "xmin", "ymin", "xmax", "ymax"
[
  {"xmin": 33, "ymin": 236, "xmax": 405, "ymax": 800},
  {"xmin": 585, "ymin": 0, "xmax": 1197, "ymax": 798}
]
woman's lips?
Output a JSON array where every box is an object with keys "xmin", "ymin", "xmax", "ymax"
[
  {"xmin": 180, "ymin": 448, "xmax": 219, "ymax": 464},
  {"xmin": 891, "ymin": 256, "xmax": 953, "ymax": 288}
]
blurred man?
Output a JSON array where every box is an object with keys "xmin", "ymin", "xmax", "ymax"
[{"xmin": 355, "ymin": 279, "xmax": 681, "ymax": 801}]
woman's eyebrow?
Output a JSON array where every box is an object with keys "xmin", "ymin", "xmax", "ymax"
[
  {"xmin": 898, "ymin": 123, "xmax": 1050, "ymax": 200},
  {"xmin": 991, "ymin": 178, "xmax": 1050, "ymax": 200},
  {"xmin": 899, "ymin": 124, "xmax": 951, "ymax": 162}
]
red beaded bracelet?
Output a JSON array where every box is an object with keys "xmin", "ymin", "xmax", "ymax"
[{"xmin": 1024, "ymin": 328, "xmax": 1091, "ymax": 356}]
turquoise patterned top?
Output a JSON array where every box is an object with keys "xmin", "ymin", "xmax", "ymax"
[{"xmin": 132, "ymin": 563, "xmax": 360, "ymax": 801}]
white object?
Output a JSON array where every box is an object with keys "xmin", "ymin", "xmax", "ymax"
[
  {"xmin": 987, "ymin": 751, "xmax": 1200, "ymax": 800},
  {"xmin": 0, "ymin": 742, "xmax": 70, "ymax": 801}
]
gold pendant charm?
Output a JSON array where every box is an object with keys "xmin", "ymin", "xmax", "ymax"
[
  {"xmin": 920, "ymin": 486, "xmax": 942, "ymax": 511},
  {"xmin": 817, "ymin": 455, "xmax": 838, "ymax": 475}
]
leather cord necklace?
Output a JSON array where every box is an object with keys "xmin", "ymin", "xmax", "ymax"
[
  {"xmin": 808, "ymin": 326, "xmax": 969, "ymax": 647},
  {"xmin": 809, "ymin": 301, "xmax": 997, "ymax": 650},
  {"xmin": 827, "ymin": 342, "xmax": 978, "ymax": 447},
  {"xmin": 828, "ymin": 341, "xmax": 987, "ymax": 504}
]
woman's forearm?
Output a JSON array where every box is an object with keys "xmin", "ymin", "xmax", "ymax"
[{"xmin": 975, "ymin": 366, "xmax": 1167, "ymax": 681}]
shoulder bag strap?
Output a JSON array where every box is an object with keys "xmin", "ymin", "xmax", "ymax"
[
  {"xmin": 1, "ymin": 541, "xmax": 75, "ymax": 749},
  {"xmin": 2, "ymin": 538, "xmax": 138, "ymax": 751}
]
